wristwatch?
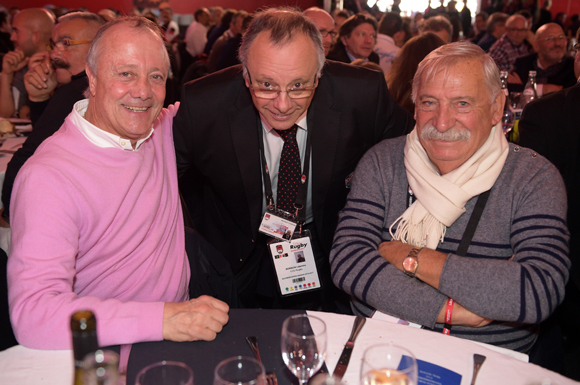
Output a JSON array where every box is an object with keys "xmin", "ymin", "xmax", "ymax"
[{"xmin": 402, "ymin": 247, "xmax": 422, "ymax": 278}]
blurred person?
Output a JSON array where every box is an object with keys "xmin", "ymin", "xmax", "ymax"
[
  {"xmin": 477, "ymin": 12, "xmax": 508, "ymax": 52},
  {"xmin": 333, "ymin": 9, "xmax": 351, "ymax": 30},
  {"xmin": 97, "ymin": 8, "xmax": 117, "ymax": 22},
  {"xmin": 516, "ymin": 9, "xmax": 536, "ymax": 46},
  {"xmin": 204, "ymin": 8, "xmax": 234, "ymax": 55},
  {"xmin": 0, "ymin": 11, "xmax": 13, "ymax": 54},
  {"xmin": 1, "ymin": 12, "xmax": 104, "ymax": 222},
  {"xmin": 374, "ymin": 12, "xmax": 403, "ymax": 72},
  {"xmin": 173, "ymin": 8, "xmax": 413, "ymax": 312},
  {"xmin": 207, "ymin": 10, "xmax": 248, "ymax": 73},
  {"xmin": 395, "ymin": 16, "xmax": 413, "ymax": 47},
  {"xmin": 411, "ymin": 12, "xmax": 424, "ymax": 36},
  {"xmin": 518, "ymin": 29, "xmax": 580, "ymax": 371},
  {"xmin": 554, "ymin": 12, "xmax": 566, "ymax": 30},
  {"xmin": 534, "ymin": 0, "xmax": 552, "ymax": 31},
  {"xmin": 0, "ymin": 8, "xmax": 53, "ymax": 118},
  {"xmin": 469, "ymin": 12, "xmax": 488, "ymax": 43},
  {"xmin": 185, "ymin": 7, "xmax": 211, "ymax": 58},
  {"xmin": 160, "ymin": 6, "xmax": 179, "ymax": 43},
  {"xmin": 331, "ymin": 41, "xmax": 569, "ymax": 353},
  {"xmin": 8, "ymin": 16, "xmax": 229, "ymax": 350},
  {"xmin": 385, "ymin": 32, "xmax": 445, "ymax": 115},
  {"xmin": 419, "ymin": 15, "xmax": 452, "ymax": 43},
  {"xmin": 446, "ymin": 0, "xmax": 462, "ymax": 42},
  {"xmin": 460, "ymin": 0, "xmax": 471, "ymax": 38},
  {"xmin": 391, "ymin": 0, "xmax": 401, "ymax": 14},
  {"xmin": 303, "ymin": 7, "xmax": 336, "ymax": 56},
  {"xmin": 509, "ymin": 23, "xmax": 576, "ymax": 95},
  {"xmin": 489, "ymin": 14, "xmax": 531, "ymax": 72},
  {"xmin": 327, "ymin": 13, "xmax": 379, "ymax": 64}
]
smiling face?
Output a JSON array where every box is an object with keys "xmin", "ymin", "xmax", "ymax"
[
  {"xmin": 414, "ymin": 60, "xmax": 503, "ymax": 174},
  {"xmin": 245, "ymin": 31, "xmax": 319, "ymax": 131},
  {"xmin": 341, "ymin": 22, "xmax": 377, "ymax": 60},
  {"xmin": 84, "ymin": 23, "xmax": 168, "ymax": 146},
  {"xmin": 505, "ymin": 15, "xmax": 527, "ymax": 45}
]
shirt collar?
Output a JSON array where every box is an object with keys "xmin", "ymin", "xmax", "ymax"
[{"xmin": 70, "ymin": 99, "xmax": 154, "ymax": 151}]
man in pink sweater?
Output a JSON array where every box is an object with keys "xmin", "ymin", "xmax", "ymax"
[{"xmin": 7, "ymin": 16, "xmax": 229, "ymax": 349}]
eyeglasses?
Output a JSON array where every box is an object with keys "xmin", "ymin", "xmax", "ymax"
[
  {"xmin": 540, "ymin": 35, "xmax": 566, "ymax": 43},
  {"xmin": 319, "ymin": 29, "xmax": 337, "ymax": 39},
  {"xmin": 506, "ymin": 27, "xmax": 527, "ymax": 33},
  {"xmin": 47, "ymin": 39, "xmax": 92, "ymax": 51},
  {"xmin": 246, "ymin": 69, "xmax": 318, "ymax": 100}
]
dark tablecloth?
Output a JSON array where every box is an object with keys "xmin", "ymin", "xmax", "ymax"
[{"xmin": 126, "ymin": 308, "xmax": 309, "ymax": 385}]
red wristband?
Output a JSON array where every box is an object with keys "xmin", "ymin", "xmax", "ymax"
[{"xmin": 443, "ymin": 298, "xmax": 454, "ymax": 335}]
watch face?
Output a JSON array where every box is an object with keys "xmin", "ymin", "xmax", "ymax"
[{"xmin": 403, "ymin": 256, "xmax": 418, "ymax": 274}]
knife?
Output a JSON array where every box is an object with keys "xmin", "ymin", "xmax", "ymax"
[{"xmin": 332, "ymin": 315, "xmax": 366, "ymax": 380}]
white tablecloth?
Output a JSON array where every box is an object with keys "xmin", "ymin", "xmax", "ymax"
[
  {"xmin": 0, "ymin": 312, "xmax": 578, "ymax": 385},
  {"xmin": 308, "ymin": 310, "xmax": 579, "ymax": 385}
]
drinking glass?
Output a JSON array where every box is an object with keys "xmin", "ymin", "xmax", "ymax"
[
  {"xmin": 502, "ymin": 109, "xmax": 514, "ymax": 135},
  {"xmin": 136, "ymin": 361, "xmax": 194, "ymax": 385},
  {"xmin": 213, "ymin": 356, "xmax": 266, "ymax": 385},
  {"xmin": 360, "ymin": 344, "xmax": 418, "ymax": 385},
  {"xmin": 82, "ymin": 349, "xmax": 119, "ymax": 385},
  {"xmin": 281, "ymin": 314, "xmax": 327, "ymax": 385}
]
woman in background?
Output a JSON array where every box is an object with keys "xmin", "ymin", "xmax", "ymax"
[{"xmin": 386, "ymin": 32, "xmax": 445, "ymax": 115}]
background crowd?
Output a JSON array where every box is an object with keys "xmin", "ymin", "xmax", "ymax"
[{"xmin": 0, "ymin": 0, "xmax": 579, "ymax": 382}]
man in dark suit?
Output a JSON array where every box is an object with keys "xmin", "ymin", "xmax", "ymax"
[
  {"xmin": 174, "ymin": 8, "xmax": 413, "ymax": 312},
  {"xmin": 518, "ymin": 33, "xmax": 580, "ymax": 373}
]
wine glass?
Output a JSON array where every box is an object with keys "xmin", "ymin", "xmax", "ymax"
[
  {"xmin": 281, "ymin": 314, "xmax": 327, "ymax": 385},
  {"xmin": 360, "ymin": 344, "xmax": 418, "ymax": 385},
  {"xmin": 213, "ymin": 356, "xmax": 266, "ymax": 385},
  {"xmin": 136, "ymin": 361, "xmax": 194, "ymax": 385},
  {"xmin": 502, "ymin": 109, "xmax": 514, "ymax": 136},
  {"xmin": 82, "ymin": 349, "xmax": 119, "ymax": 385}
]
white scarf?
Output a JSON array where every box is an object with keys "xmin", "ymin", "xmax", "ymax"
[{"xmin": 389, "ymin": 124, "xmax": 509, "ymax": 249}]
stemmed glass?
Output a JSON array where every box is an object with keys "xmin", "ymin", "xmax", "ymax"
[
  {"xmin": 502, "ymin": 108, "xmax": 514, "ymax": 137},
  {"xmin": 213, "ymin": 356, "xmax": 266, "ymax": 385},
  {"xmin": 281, "ymin": 314, "xmax": 327, "ymax": 385},
  {"xmin": 360, "ymin": 344, "xmax": 417, "ymax": 385}
]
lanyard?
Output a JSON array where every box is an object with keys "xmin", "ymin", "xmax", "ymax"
[
  {"xmin": 406, "ymin": 186, "xmax": 490, "ymax": 256},
  {"xmin": 257, "ymin": 118, "xmax": 312, "ymax": 224}
]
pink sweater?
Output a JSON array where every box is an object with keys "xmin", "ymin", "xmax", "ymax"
[{"xmin": 8, "ymin": 104, "xmax": 189, "ymax": 349}]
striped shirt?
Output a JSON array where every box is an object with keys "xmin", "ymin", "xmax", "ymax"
[{"xmin": 330, "ymin": 137, "xmax": 570, "ymax": 352}]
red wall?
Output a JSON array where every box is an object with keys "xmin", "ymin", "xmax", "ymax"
[
  {"xmin": 1, "ymin": 0, "xmax": 578, "ymax": 20},
  {"xmin": 1, "ymin": 0, "xmax": 318, "ymax": 15}
]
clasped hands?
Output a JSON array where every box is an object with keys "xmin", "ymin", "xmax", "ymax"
[
  {"xmin": 378, "ymin": 240, "xmax": 492, "ymax": 328},
  {"xmin": 24, "ymin": 52, "xmax": 58, "ymax": 102}
]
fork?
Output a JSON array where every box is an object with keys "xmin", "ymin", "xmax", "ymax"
[{"xmin": 246, "ymin": 336, "xmax": 278, "ymax": 385}]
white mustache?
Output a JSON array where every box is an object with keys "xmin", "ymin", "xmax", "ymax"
[{"xmin": 420, "ymin": 124, "xmax": 471, "ymax": 142}]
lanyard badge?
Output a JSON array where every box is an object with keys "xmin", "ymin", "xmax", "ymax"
[{"xmin": 267, "ymin": 229, "xmax": 321, "ymax": 296}]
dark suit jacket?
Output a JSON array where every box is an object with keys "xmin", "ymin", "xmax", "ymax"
[
  {"xmin": 326, "ymin": 42, "xmax": 380, "ymax": 65},
  {"xmin": 174, "ymin": 61, "xmax": 413, "ymax": 279},
  {"xmin": 519, "ymin": 82, "xmax": 580, "ymax": 291},
  {"xmin": 509, "ymin": 53, "xmax": 576, "ymax": 93}
]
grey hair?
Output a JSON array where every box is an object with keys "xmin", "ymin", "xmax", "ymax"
[
  {"xmin": 238, "ymin": 7, "xmax": 325, "ymax": 78},
  {"xmin": 58, "ymin": 11, "xmax": 105, "ymax": 26},
  {"xmin": 86, "ymin": 16, "xmax": 169, "ymax": 74},
  {"xmin": 411, "ymin": 41, "xmax": 501, "ymax": 104}
]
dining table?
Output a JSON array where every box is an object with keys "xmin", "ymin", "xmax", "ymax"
[{"xmin": 0, "ymin": 308, "xmax": 578, "ymax": 385}]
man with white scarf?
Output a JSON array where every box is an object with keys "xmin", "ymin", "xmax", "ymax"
[{"xmin": 330, "ymin": 42, "xmax": 570, "ymax": 353}]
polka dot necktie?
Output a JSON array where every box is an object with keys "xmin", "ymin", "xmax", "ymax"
[{"xmin": 274, "ymin": 125, "xmax": 301, "ymax": 213}]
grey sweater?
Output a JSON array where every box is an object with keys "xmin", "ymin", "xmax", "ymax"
[{"xmin": 330, "ymin": 136, "xmax": 570, "ymax": 352}]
